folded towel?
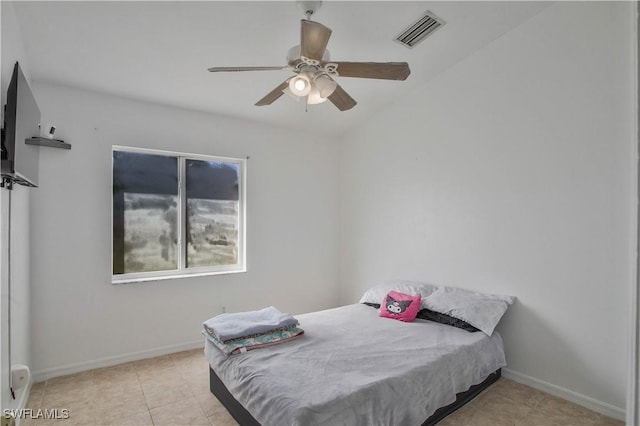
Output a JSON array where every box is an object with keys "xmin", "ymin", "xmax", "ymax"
[
  {"xmin": 203, "ymin": 326, "xmax": 305, "ymax": 356},
  {"xmin": 203, "ymin": 306, "xmax": 299, "ymax": 342}
]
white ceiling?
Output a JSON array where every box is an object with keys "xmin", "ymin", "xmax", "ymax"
[{"xmin": 11, "ymin": 1, "xmax": 550, "ymax": 138}]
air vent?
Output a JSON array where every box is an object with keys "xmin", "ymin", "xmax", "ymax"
[{"xmin": 395, "ymin": 11, "xmax": 445, "ymax": 49}]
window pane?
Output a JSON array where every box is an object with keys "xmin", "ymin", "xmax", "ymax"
[
  {"xmin": 185, "ymin": 159, "xmax": 240, "ymax": 268},
  {"xmin": 123, "ymin": 193, "xmax": 178, "ymax": 273},
  {"xmin": 113, "ymin": 151, "xmax": 178, "ymax": 274}
]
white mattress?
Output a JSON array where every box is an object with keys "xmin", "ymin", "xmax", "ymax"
[{"xmin": 205, "ymin": 303, "xmax": 506, "ymax": 426}]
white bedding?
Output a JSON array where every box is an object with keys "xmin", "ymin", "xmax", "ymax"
[{"xmin": 205, "ymin": 304, "xmax": 506, "ymax": 426}]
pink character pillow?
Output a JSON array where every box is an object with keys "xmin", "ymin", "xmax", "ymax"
[{"xmin": 379, "ymin": 290, "xmax": 421, "ymax": 322}]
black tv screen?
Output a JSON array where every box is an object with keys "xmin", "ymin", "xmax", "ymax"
[{"xmin": 1, "ymin": 62, "xmax": 40, "ymax": 187}]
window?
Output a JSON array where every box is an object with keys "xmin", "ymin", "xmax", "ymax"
[{"xmin": 112, "ymin": 146, "xmax": 246, "ymax": 283}]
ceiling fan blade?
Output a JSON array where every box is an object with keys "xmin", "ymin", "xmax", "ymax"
[
  {"xmin": 255, "ymin": 81, "xmax": 289, "ymax": 106},
  {"xmin": 300, "ymin": 20, "xmax": 332, "ymax": 61},
  {"xmin": 332, "ymin": 62, "xmax": 411, "ymax": 80},
  {"xmin": 208, "ymin": 66, "xmax": 288, "ymax": 72},
  {"xmin": 328, "ymin": 84, "xmax": 357, "ymax": 111}
]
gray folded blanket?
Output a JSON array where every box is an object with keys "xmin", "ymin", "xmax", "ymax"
[{"xmin": 203, "ymin": 306, "xmax": 298, "ymax": 342}]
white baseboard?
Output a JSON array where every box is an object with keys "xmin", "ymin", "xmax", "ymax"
[
  {"xmin": 502, "ymin": 368, "xmax": 626, "ymax": 421},
  {"xmin": 31, "ymin": 340, "xmax": 204, "ymax": 383}
]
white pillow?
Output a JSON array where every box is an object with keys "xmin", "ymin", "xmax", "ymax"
[
  {"xmin": 359, "ymin": 280, "xmax": 437, "ymax": 306},
  {"xmin": 422, "ymin": 287, "xmax": 514, "ymax": 336}
]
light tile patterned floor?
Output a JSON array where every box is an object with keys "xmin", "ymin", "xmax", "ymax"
[
  {"xmin": 23, "ymin": 348, "xmax": 623, "ymax": 426},
  {"xmin": 439, "ymin": 379, "xmax": 623, "ymax": 426}
]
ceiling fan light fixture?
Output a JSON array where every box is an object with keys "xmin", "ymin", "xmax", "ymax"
[
  {"xmin": 307, "ymin": 86, "xmax": 329, "ymax": 105},
  {"xmin": 208, "ymin": 4, "xmax": 409, "ymax": 112},
  {"xmin": 314, "ymin": 74, "xmax": 337, "ymax": 98},
  {"xmin": 289, "ymin": 73, "xmax": 312, "ymax": 96},
  {"xmin": 282, "ymin": 86, "xmax": 303, "ymax": 102}
]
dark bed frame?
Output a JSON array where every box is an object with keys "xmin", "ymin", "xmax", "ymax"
[{"xmin": 209, "ymin": 367, "xmax": 501, "ymax": 425}]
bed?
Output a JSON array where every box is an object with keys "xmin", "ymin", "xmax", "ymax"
[{"xmin": 204, "ymin": 302, "xmax": 507, "ymax": 426}]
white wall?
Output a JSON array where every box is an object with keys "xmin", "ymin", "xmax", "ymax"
[
  {"xmin": 28, "ymin": 83, "xmax": 340, "ymax": 378},
  {"xmin": 629, "ymin": 7, "xmax": 640, "ymax": 425},
  {"xmin": 339, "ymin": 1, "xmax": 635, "ymax": 416},
  {"xmin": 1, "ymin": 0, "xmax": 34, "ymax": 413},
  {"xmin": 1, "ymin": 2, "xmax": 32, "ymax": 106},
  {"xmin": 11, "ymin": 0, "xmax": 638, "ymax": 419}
]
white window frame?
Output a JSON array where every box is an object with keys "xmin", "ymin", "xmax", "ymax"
[{"xmin": 111, "ymin": 146, "xmax": 246, "ymax": 284}]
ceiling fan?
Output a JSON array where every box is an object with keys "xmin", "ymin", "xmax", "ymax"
[{"xmin": 207, "ymin": 1, "xmax": 410, "ymax": 111}]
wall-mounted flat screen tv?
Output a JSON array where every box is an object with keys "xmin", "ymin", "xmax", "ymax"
[{"xmin": 1, "ymin": 62, "xmax": 40, "ymax": 187}]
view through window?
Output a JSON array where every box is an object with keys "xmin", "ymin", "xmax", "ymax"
[{"xmin": 112, "ymin": 147, "xmax": 245, "ymax": 282}]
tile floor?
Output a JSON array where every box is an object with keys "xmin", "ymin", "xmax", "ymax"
[{"xmin": 23, "ymin": 348, "xmax": 623, "ymax": 426}]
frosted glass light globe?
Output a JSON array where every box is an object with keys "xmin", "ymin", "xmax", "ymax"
[{"xmin": 289, "ymin": 73, "xmax": 312, "ymax": 96}]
